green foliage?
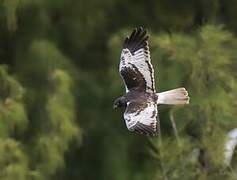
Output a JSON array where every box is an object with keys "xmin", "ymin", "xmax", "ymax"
[
  {"xmin": 0, "ymin": 139, "xmax": 28, "ymax": 180},
  {"xmin": 149, "ymin": 25, "xmax": 237, "ymax": 179},
  {"xmin": 0, "ymin": 0, "xmax": 237, "ymax": 179},
  {"xmin": 0, "ymin": 65, "xmax": 27, "ymax": 137},
  {"xmin": 107, "ymin": 24, "xmax": 237, "ymax": 179},
  {"xmin": 0, "ymin": 66, "xmax": 29, "ymax": 180},
  {"xmin": 34, "ymin": 69, "xmax": 81, "ymax": 178},
  {"xmin": 3, "ymin": 0, "xmax": 19, "ymax": 31},
  {"xmin": 0, "ymin": 39, "xmax": 81, "ymax": 179}
]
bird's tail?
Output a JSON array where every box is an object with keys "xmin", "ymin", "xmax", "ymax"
[{"xmin": 157, "ymin": 88, "xmax": 189, "ymax": 105}]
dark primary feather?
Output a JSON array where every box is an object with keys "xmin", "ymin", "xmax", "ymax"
[
  {"xmin": 123, "ymin": 27, "xmax": 149, "ymax": 54},
  {"xmin": 120, "ymin": 27, "xmax": 155, "ymax": 92},
  {"xmin": 132, "ymin": 122, "xmax": 156, "ymax": 136}
]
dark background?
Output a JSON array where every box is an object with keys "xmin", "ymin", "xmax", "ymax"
[{"xmin": 0, "ymin": 0, "xmax": 237, "ymax": 179}]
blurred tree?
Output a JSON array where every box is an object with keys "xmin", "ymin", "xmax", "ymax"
[
  {"xmin": 149, "ymin": 24, "xmax": 237, "ymax": 180},
  {"xmin": 107, "ymin": 24, "xmax": 237, "ymax": 180},
  {"xmin": 0, "ymin": 65, "xmax": 29, "ymax": 179},
  {"xmin": 0, "ymin": 0, "xmax": 237, "ymax": 180}
]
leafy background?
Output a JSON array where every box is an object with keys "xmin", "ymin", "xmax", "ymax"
[{"xmin": 0, "ymin": 0, "xmax": 237, "ymax": 179}]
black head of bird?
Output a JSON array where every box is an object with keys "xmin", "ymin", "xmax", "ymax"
[{"xmin": 113, "ymin": 97, "xmax": 127, "ymax": 109}]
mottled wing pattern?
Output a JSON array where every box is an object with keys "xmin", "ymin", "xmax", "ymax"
[
  {"xmin": 119, "ymin": 27, "xmax": 155, "ymax": 93},
  {"xmin": 124, "ymin": 101, "xmax": 159, "ymax": 136}
]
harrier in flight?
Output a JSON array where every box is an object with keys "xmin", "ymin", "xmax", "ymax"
[{"xmin": 113, "ymin": 27, "xmax": 189, "ymax": 136}]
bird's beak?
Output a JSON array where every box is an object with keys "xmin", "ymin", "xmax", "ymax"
[{"xmin": 113, "ymin": 104, "xmax": 118, "ymax": 109}]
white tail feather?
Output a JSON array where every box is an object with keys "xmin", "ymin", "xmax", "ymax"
[{"xmin": 157, "ymin": 88, "xmax": 190, "ymax": 105}]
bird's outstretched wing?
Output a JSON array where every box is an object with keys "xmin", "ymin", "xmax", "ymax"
[
  {"xmin": 124, "ymin": 101, "xmax": 159, "ymax": 136},
  {"xmin": 120, "ymin": 27, "xmax": 155, "ymax": 93}
]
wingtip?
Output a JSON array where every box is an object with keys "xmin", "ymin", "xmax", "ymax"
[
  {"xmin": 130, "ymin": 26, "xmax": 148, "ymax": 39},
  {"xmin": 123, "ymin": 26, "xmax": 149, "ymax": 53}
]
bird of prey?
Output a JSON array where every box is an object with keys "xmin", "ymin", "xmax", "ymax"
[{"xmin": 113, "ymin": 27, "xmax": 190, "ymax": 136}]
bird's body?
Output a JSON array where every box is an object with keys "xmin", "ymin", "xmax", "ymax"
[
  {"xmin": 123, "ymin": 90, "xmax": 157, "ymax": 104},
  {"xmin": 122, "ymin": 91, "xmax": 158, "ymax": 134},
  {"xmin": 113, "ymin": 27, "xmax": 189, "ymax": 136}
]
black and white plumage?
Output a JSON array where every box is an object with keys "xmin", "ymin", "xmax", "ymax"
[{"xmin": 113, "ymin": 27, "xmax": 189, "ymax": 136}]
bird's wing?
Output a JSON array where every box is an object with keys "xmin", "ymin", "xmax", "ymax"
[
  {"xmin": 119, "ymin": 27, "xmax": 155, "ymax": 93},
  {"xmin": 124, "ymin": 100, "xmax": 159, "ymax": 136}
]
